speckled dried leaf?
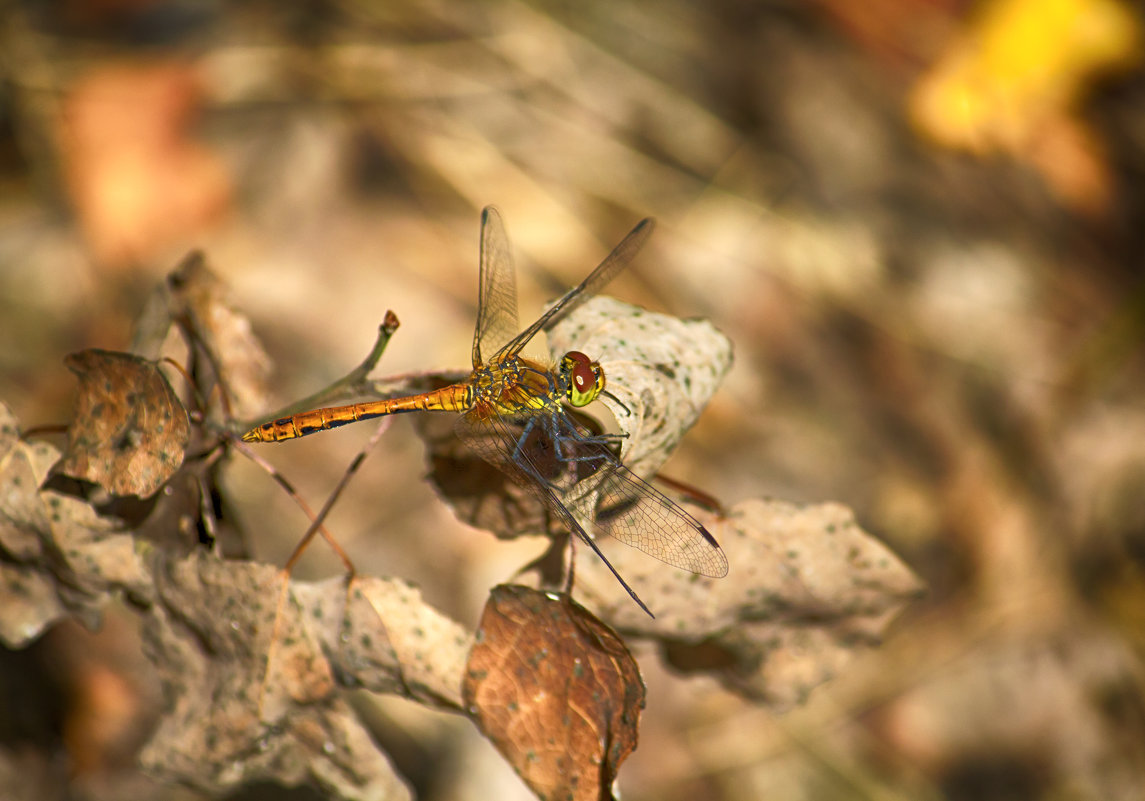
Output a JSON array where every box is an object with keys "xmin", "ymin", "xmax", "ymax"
[
  {"xmin": 546, "ymin": 296, "xmax": 733, "ymax": 478},
  {"xmin": 0, "ymin": 402, "xmax": 150, "ymax": 646},
  {"xmin": 57, "ymin": 349, "xmax": 190, "ymax": 498},
  {"xmin": 576, "ymin": 498, "xmax": 924, "ymax": 709},
  {"xmin": 140, "ymin": 551, "xmax": 468, "ymax": 800}
]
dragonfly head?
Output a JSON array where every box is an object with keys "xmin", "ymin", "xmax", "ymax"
[{"xmin": 560, "ymin": 350, "xmax": 605, "ymax": 407}]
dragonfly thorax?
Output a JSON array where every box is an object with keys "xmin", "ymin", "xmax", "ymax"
[
  {"xmin": 468, "ymin": 354, "xmax": 558, "ymax": 414},
  {"xmin": 560, "ymin": 350, "xmax": 605, "ymax": 408}
]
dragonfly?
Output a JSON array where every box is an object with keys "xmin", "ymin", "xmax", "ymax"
[{"xmin": 243, "ymin": 207, "xmax": 728, "ymax": 616}]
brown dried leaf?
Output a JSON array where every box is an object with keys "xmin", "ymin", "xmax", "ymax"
[
  {"xmin": 140, "ymin": 551, "xmax": 468, "ymax": 800},
  {"xmin": 4, "ymin": 391, "xmax": 471, "ymax": 797},
  {"xmin": 166, "ymin": 252, "xmax": 273, "ymax": 421},
  {"xmin": 546, "ymin": 296, "xmax": 733, "ymax": 478},
  {"xmin": 463, "ymin": 585, "xmax": 644, "ymax": 801},
  {"xmin": 0, "ymin": 402, "xmax": 151, "ymax": 646},
  {"xmin": 576, "ymin": 498, "xmax": 924, "ymax": 709},
  {"xmin": 57, "ymin": 350, "xmax": 190, "ymax": 498}
]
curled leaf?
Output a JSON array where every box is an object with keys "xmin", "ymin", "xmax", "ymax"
[
  {"xmin": 576, "ymin": 498, "xmax": 924, "ymax": 709},
  {"xmin": 57, "ymin": 349, "xmax": 190, "ymax": 498},
  {"xmin": 546, "ymin": 296, "xmax": 732, "ymax": 478},
  {"xmin": 141, "ymin": 551, "xmax": 469, "ymax": 800},
  {"xmin": 165, "ymin": 252, "xmax": 273, "ymax": 421},
  {"xmin": 0, "ymin": 402, "xmax": 150, "ymax": 646},
  {"xmin": 464, "ymin": 585, "xmax": 644, "ymax": 801}
]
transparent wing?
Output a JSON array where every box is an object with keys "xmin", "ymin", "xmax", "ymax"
[
  {"xmin": 455, "ymin": 406, "xmax": 655, "ymax": 616},
  {"xmin": 457, "ymin": 401, "xmax": 727, "ymax": 579},
  {"xmin": 472, "ymin": 206, "xmax": 520, "ymax": 368},
  {"xmin": 496, "ymin": 217, "xmax": 655, "ymax": 359},
  {"xmin": 545, "ymin": 412, "xmax": 729, "ymax": 579}
]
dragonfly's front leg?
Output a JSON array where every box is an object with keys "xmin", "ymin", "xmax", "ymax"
[{"xmin": 546, "ymin": 411, "xmax": 624, "ymax": 467}]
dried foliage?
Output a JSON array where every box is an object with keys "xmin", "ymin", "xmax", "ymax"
[
  {"xmin": 4, "ymin": 1, "xmax": 1144, "ymax": 800},
  {"xmin": 1, "ymin": 246, "xmax": 915, "ymax": 800},
  {"xmin": 464, "ymin": 586, "xmax": 644, "ymax": 801},
  {"xmin": 55, "ymin": 350, "xmax": 190, "ymax": 498}
]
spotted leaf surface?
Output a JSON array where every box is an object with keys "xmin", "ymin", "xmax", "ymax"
[{"xmin": 546, "ymin": 296, "xmax": 732, "ymax": 478}]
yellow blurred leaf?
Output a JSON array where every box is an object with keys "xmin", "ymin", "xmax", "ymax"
[{"xmin": 909, "ymin": 0, "xmax": 1141, "ymax": 213}]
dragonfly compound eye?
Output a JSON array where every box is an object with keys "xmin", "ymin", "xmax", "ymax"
[{"xmin": 562, "ymin": 351, "xmax": 605, "ymax": 407}]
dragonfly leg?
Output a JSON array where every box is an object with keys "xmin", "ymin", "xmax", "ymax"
[
  {"xmin": 509, "ymin": 417, "xmax": 540, "ymax": 473},
  {"xmin": 508, "ymin": 417, "xmax": 568, "ymax": 494},
  {"xmin": 558, "ymin": 436, "xmax": 624, "ymax": 463},
  {"xmin": 569, "ymin": 527, "xmax": 654, "ymax": 618},
  {"xmin": 548, "ymin": 419, "xmax": 623, "ymax": 466}
]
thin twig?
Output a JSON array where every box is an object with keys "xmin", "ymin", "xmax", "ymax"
[{"xmin": 246, "ymin": 312, "xmax": 402, "ymax": 430}]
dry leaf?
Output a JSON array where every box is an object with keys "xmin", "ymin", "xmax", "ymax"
[
  {"xmin": 0, "ymin": 401, "xmax": 150, "ymax": 646},
  {"xmin": 464, "ymin": 586, "xmax": 644, "ymax": 801},
  {"xmin": 546, "ymin": 296, "xmax": 733, "ymax": 478},
  {"xmin": 140, "ymin": 551, "xmax": 469, "ymax": 799},
  {"xmin": 56, "ymin": 349, "xmax": 190, "ymax": 498},
  {"xmin": 165, "ymin": 252, "xmax": 273, "ymax": 421},
  {"xmin": 0, "ymin": 561, "xmax": 69, "ymax": 648},
  {"xmin": 576, "ymin": 498, "xmax": 924, "ymax": 709},
  {"xmin": 3, "ymin": 399, "xmax": 474, "ymax": 798}
]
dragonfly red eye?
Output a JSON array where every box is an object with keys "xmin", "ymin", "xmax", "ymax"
[{"xmin": 562, "ymin": 350, "xmax": 604, "ymax": 407}]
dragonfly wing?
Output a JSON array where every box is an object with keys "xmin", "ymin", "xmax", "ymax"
[
  {"xmin": 453, "ymin": 407, "xmax": 579, "ymax": 522},
  {"xmin": 496, "ymin": 217, "xmax": 655, "ymax": 359},
  {"xmin": 460, "ymin": 404, "xmax": 727, "ymax": 579},
  {"xmin": 472, "ymin": 206, "xmax": 520, "ymax": 368},
  {"xmin": 455, "ymin": 407, "xmax": 656, "ymax": 616},
  {"xmin": 568, "ymin": 454, "xmax": 729, "ymax": 578}
]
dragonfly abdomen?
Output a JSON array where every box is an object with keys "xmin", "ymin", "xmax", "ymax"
[{"xmin": 242, "ymin": 383, "xmax": 471, "ymax": 442}]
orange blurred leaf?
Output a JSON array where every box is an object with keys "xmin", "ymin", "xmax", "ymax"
[{"xmin": 59, "ymin": 62, "xmax": 230, "ymax": 266}]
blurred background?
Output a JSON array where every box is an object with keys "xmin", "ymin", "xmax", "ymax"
[{"xmin": 2, "ymin": 0, "xmax": 1145, "ymax": 799}]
